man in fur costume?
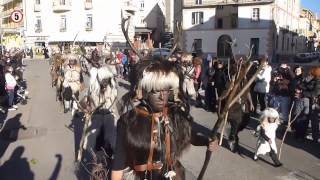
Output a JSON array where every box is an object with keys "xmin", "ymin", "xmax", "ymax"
[
  {"xmin": 62, "ymin": 54, "xmax": 83, "ymax": 115},
  {"xmin": 112, "ymin": 60, "xmax": 216, "ymax": 180},
  {"xmin": 180, "ymin": 53, "xmax": 197, "ymax": 100},
  {"xmin": 82, "ymin": 65, "xmax": 120, "ymax": 159}
]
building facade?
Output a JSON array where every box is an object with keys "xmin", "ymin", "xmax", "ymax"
[
  {"xmin": 299, "ymin": 9, "xmax": 319, "ymax": 52},
  {"xmin": 133, "ymin": 0, "xmax": 166, "ymax": 46},
  {"xmin": 1, "ymin": 0, "xmax": 136, "ymax": 51},
  {"xmin": 0, "ymin": 0, "xmax": 25, "ymax": 49},
  {"xmin": 181, "ymin": 0, "xmax": 305, "ymax": 61}
]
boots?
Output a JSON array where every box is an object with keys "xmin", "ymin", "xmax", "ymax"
[{"xmin": 269, "ymin": 149, "xmax": 282, "ymax": 167}]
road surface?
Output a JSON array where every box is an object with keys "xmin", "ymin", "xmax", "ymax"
[{"xmin": 0, "ymin": 60, "xmax": 319, "ymax": 180}]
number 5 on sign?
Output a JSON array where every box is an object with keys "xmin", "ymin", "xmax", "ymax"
[{"xmin": 10, "ymin": 10, "xmax": 24, "ymax": 23}]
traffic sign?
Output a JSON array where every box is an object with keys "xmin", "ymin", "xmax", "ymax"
[{"xmin": 10, "ymin": 10, "xmax": 24, "ymax": 23}]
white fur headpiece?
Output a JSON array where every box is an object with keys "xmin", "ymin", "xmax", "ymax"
[
  {"xmin": 139, "ymin": 69, "xmax": 179, "ymax": 93},
  {"xmin": 260, "ymin": 108, "xmax": 280, "ymax": 125},
  {"xmin": 97, "ymin": 66, "xmax": 114, "ymax": 82}
]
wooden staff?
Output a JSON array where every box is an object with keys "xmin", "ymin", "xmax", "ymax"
[{"xmin": 278, "ymin": 102, "xmax": 301, "ymax": 160}]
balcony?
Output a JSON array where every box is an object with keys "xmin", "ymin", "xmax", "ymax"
[
  {"xmin": 53, "ymin": 0, "xmax": 72, "ymax": 12},
  {"xmin": 84, "ymin": 1, "xmax": 92, "ymax": 10},
  {"xmin": 184, "ymin": 0, "xmax": 274, "ymax": 8},
  {"xmin": 123, "ymin": 1, "xmax": 137, "ymax": 14},
  {"xmin": 34, "ymin": 4, "xmax": 41, "ymax": 12}
]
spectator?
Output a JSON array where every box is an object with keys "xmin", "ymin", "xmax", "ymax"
[
  {"xmin": 290, "ymin": 66, "xmax": 304, "ymax": 97},
  {"xmin": 193, "ymin": 57, "xmax": 202, "ymax": 107},
  {"xmin": 115, "ymin": 51, "xmax": 123, "ymax": 77},
  {"xmin": 302, "ymin": 67, "xmax": 320, "ymax": 143},
  {"xmin": 5, "ymin": 66, "xmax": 17, "ymax": 111},
  {"xmin": 292, "ymin": 87, "xmax": 310, "ymax": 141},
  {"xmin": 0, "ymin": 65, "xmax": 7, "ymax": 113},
  {"xmin": 278, "ymin": 63, "xmax": 294, "ymax": 81},
  {"xmin": 253, "ymin": 60, "xmax": 272, "ymax": 113},
  {"xmin": 270, "ymin": 67, "xmax": 292, "ymax": 124},
  {"xmin": 122, "ymin": 53, "xmax": 128, "ymax": 77}
]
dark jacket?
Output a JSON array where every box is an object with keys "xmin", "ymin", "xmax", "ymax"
[
  {"xmin": 212, "ymin": 69, "xmax": 227, "ymax": 94},
  {"xmin": 278, "ymin": 67, "xmax": 294, "ymax": 81},
  {"xmin": 302, "ymin": 78, "xmax": 320, "ymax": 98},
  {"xmin": 290, "ymin": 75, "xmax": 304, "ymax": 96}
]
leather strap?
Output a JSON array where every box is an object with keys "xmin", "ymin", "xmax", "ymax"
[
  {"xmin": 134, "ymin": 107, "xmax": 173, "ymax": 172},
  {"xmin": 163, "ymin": 108, "xmax": 173, "ymax": 168},
  {"xmin": 134, "ymin": 162, "xmax": 163, "ymax": 172}
]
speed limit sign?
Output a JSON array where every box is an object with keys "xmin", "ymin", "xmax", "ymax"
[{"xmin": 10, "ymin": 10, "xmax": 24, "ymax": 23}]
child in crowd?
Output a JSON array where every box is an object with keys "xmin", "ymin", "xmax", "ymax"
[
  {"xmin": 254, "ymin": 108, "xmax": 282, "ymax": 167},
  {"xmin": 292, "ymin": 87, "xmax": 310, "ymax": 141}
]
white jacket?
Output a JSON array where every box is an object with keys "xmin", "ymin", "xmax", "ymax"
[
  {"xmin": 5, "ymin": 73, "xmax": 17, "ymax": 90},
  {"xmin": 254, "ymin": 66, "xmax": 272, "ymax": 93}
]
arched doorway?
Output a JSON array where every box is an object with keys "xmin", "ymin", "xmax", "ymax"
[{"xmin": 217, "ymin": 35, "xmax": 232, "ymax": 58}]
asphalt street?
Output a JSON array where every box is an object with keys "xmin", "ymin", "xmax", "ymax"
[{"xmin": 0, "ymin": 60, "xmax": 319, "ymax": 180}]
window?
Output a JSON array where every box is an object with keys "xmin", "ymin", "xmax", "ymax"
[
  {"xmin": 287, "ymin": 37, "xmax": 289, "ymax": 51},
  {"xmin": 35, "ymin": 16, "xmax": 42, "ymax": 32},
  {"xmin": 217, "ymin": 18, "xmax": 223, "ymax": 29},
  {"xmin": 195, "ymin": 0, "xmax": 202, "ymax": 5},
  {"xmin": 192, "ymin": 12, "xmax": 203, "ymax": 25},
  {"xmin": 217, "ymin": 5, "xmax": 223, "ymax": 10},
  {"xmin": 60, "ymin": 0, "xmax": 66, "ymax": 5},
  {"xmin": 140, "ymin": 1, "xmax": 144, "ymax": 10},
  {"xmin": 35, "ymin": 0, "xmax": 40, "ymax": 4},
  {"xmin": 250, "ymin": 38, "xmax": 260, "ymax": 57},
  {"xmin": 193, "ymin": 39, "xmax": 202, "ymax": 51},
  {"xmin": 231, "ymin": 13, "xmax": 238, "ymax": 28},
  {"xmin": 252, "ymin": 8, "xmax": 260, "ymax": 21},
  {"xmin": 60, "ymin": 16, "xmax": 66, "ymax": 32},
  {"xmin": 86, "ymin": 14, "xmax": 93, "ymax": 30}
]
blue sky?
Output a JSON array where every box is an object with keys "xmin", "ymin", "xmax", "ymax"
[{"xmin": 301, "ymin": 0, "xmax": 320, "ymax": 17}]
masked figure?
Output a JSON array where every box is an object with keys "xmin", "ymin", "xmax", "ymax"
[
  {"xmin": 112, "ymin": 60, "xmax": 215, "ymax": 180},
  {"xmin": 62, "ymin": 54, "xmax": 82, "ymax": 115},
  {"xmin": 82, "ymin": 65, "xmax": 119, "ymax": 162}
]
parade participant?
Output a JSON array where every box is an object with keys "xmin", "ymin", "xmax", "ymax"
[
  {"xmin": 112, "ymin": 60, "xmax": 216, "ymax": 180},
  {"xmin": 5, "ymin": 66, "xmax": 17, "ymax": 111},
  {"xmin": 254, "ymin": 108, "xmax": 282, "ymax": 167},
  {"xmin": 180, "ymin": 53, "xmax": 196, "ymax": 100},
  {"xmin": 205, "ymin": 59, "xmax": 227, "ymax": 112},
  {"xmin": 82, "ymin": 65, "xmax": 119, "ymax": 159},
  {"xmin": 62, "ymin": 54, "xmax": 82, "ymax": 115}
]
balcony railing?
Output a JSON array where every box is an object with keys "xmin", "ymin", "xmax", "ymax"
[
  {"xmin": 34, "ymin": 4, "xmax": 41, "ymax": 12},
  {"xmin": 184, "ymin": 0, "xmax": 274, "ymax": 7},
  {"xmin": 53, "ymin": 0, "xmax": 72, "ymax": 12}
]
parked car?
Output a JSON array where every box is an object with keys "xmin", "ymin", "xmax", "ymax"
[
  {"xmin": 310, "ymin": 52, "xmax": 318, "ymax": 60},
  {"xmin": 152, "ymin": 48, "xmax": 170, "ymax": 60},
  {"xmin": 294, "ymin": 53, "xmax": 312, "ymax": 63}
]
